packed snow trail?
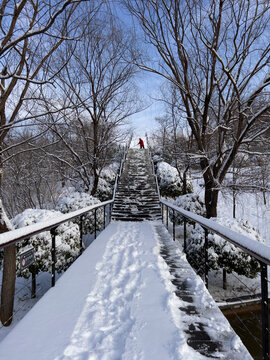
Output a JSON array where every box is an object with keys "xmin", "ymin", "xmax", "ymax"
[
  {"xmin": 59, "ymin": 221, "xmax": 186, "ymax": 360},
  {"xmin": 0, "ymin": 222, "xmax": 250, "ymax": 360}
]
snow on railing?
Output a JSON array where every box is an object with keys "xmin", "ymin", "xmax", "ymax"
[
  {"xmin": 147, "ymin": 147, "xmax": 270, "ymax": 265},
  {"xmin": 0, "ymin": 134, "xmax": 132, "ymax": 329},
  {"xmin": 0, "ymin": 200, "xmax": 113, "ymax": 249},
  {"xmin": 161, "ymin": 199, "xmax": 270, "ymax": 266},
  {"xmin": 0, "ymin": 139, "xmax": 133, "ymax": 249},
  {"xmin": 160, "ymin": 198, "xmax": 270, "ymax": 360},
  {"xmin": 147, "ymin": 145, "xmax": 270, "ymax": 360},
  {"xmin": 0, "ymin": 139, "xmax": 131, "ymax": 282},
  {"xmin": 0, "ymin": 196, "xmax": 114, "ymax": 329}
]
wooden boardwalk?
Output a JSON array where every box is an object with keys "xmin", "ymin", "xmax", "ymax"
[{"xmin": 0, "ymin": 221, "xmax": 252, "ymax": 359}]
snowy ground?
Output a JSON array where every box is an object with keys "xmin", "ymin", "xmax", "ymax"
[
  {"xmin": 0, "ymin": 221, "xmax": 249, "ymax": 360},
  {"xmin": 0, "ymin": 169, "xmax": 268, "ymax": 354},
  {"xmin": 0, "ymin": 272, "xmax": 52, "ymax": 338},
  {"xmin": 169, "ymin": 173, "xmax": 270, "ymax": 302},
  {"xmin": 193, "ymin": 174, "xmax": 270, "ymax": 245},
  {"xmin": 165, "ymin": 221, "xmax": 262, "ymax": 302}
]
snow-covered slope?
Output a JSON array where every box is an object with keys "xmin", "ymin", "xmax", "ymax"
[{"xmin": 0, "ymin": 221, "xmax": 251, "ymax": 359}]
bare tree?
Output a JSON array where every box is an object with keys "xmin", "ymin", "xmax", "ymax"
[
  {"xmin": 0, "ymin": 0, "xmax": 92, "ymax": 326},
  {"xmin": 1, "ymin": 128, "xmax": 63, "ymax": 217},
  {"xmin": 124, "ymin": 0, "xmax": 270, "ymax": 218},
  {"xmin": 54, "ymin": 13, "xmax": 138, "ymax": 195},
  {"xmin": 153, "ymin": 84, "xmax": 196, "ymax": 194}
]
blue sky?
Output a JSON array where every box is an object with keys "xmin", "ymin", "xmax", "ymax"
[
  {"xmin": 128, "ymin": 71, "xmax": 166, "ymax": 137},
  {"xmin": 110, "ymin": 2, "xmax": 167, "ymax": 136}
]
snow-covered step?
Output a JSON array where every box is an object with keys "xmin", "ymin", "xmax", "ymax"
[
  {"xmin": 114, "ymin": 192, "xmax": 158, "ymax": 197},
  {"xmin": 112, "ymin": 215, "xmax": 159, "ymax": 222},
  {"xmin": 112, "ymin": 149, "xmax": 161, "ymax": 221},
  {"xmin": 113, "ymin": 206, "xmax": 161, "ymax": 212}
]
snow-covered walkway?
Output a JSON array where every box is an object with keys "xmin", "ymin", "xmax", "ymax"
[{"xmin": 0, "ymin": 221, "xmax": 251, "ymax": 359}]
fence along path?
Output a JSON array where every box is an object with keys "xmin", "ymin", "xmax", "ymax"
[
  {"xmin": 0, "ymin": 147, "xmax": 255, "ymax": 358},
  {"xmin": 0, "ymin": 221, "xmax": 251, "ymax": 359}
]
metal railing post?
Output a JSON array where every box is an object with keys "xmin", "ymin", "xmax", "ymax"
[
  {"xmin": 184, "ymin": 217, "xmax": 187, "ymax": 253},
  {"xmin": 166, "ymin": 206, "xmax": 169, "ymax": 229},
  {"xmin": 79, "ymin": 215, "xmax": 84, "ymax": 255},
  {"xmin": 260, "ymin": 261, "xmax": 269, "ymax": 360},
  {"xmin": 109, "ymin": 203, "xmax": 112, "ymax": 223},
  {"xmin": 94, "ymin": 208, "xmax": 97, "ymax": 239},
  {"xmin": 173, "ymin": 209, "xmax": 175, "ymax": 241},
  {"xmin": 204, "ymin": 228, "xmax": 209, "ymax": 289},
  {"xmin": 104, "ymin": 205, "xmax": 106, "ymax": 229},
  {"xmin": 161, "ymin": 203, "xmax": 164, "ymax": 223},
  {"xmin": 50, "ymin": 227, "xmax": 57, "ymax": 287}
]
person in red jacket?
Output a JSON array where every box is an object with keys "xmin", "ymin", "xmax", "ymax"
[{"xmin": 138, "ymin": 138, "xmax": 144, "ymax": 149}]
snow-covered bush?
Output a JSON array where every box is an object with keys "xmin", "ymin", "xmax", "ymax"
[
  {"xmin": 156, "ymin": 161, "xmax": 193, "ymax": 198},
  {"xmin": 186, "ymin": 217, "xmax": 263, "ymax": 279},
  {"xmin": 170, "ymin": 194, "xmax": 206, "ymax": 225},
  {"xmin": 152, "ymin": 154, "xmax": 162, "ymax": 164},
  {"xmin": 56, "ymin": 187, "xmax": 103, "ymax": 234},
  {"xmin": 187, "ymin": 224, "xmax": 220, "ymax": 274},
  {"xmin": 70, "ymin": 176, "xmax": 113, "ymax": 201},
  {"xmin": 151, "ymin": 148, "xmax": 163, "ymax": 164},
  {"xmin": 12, "ymin": 209, "xmax": 80, "ymax": 280},
  {"xmin": 97, "ymin": 164, "xmax": 119, "ymax": 201},
  {"xmin": 100, "ymin": 164, "xmax": 117, "ymax": 185},
  {"xmin": 96, "ymin": 178, "xmax": 113, "ymax": 201}
]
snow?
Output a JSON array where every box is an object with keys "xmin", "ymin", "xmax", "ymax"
[
  {"xmin": 0, "ymin": 221, "xmax": 246, "ymax": 359},
  {"xmin": 186, "ymin": 216, "xmax": 264, "ymax": 279},
  {"xmin": 56, "ymin": 188, "xmax": 104, "ymax": 234},
  {"xmin": 0, "ymin": 199, "xmax": 13, "ymax": 231},
  {"xmin": 220, "ymin": 190, "xmax": 270, "ymax": 245},
  {"xmin": 100, "ymin": 164, "xmax": 117, "ymax": 184},
  {"xmin": 192, "ymin": 175, "xmax": 270, "ymax": 245},
  {"xmin": 166, "ymin": 174, "xmax": 270, "ymax": 301},
  {"xmin": 156, "ymin": 162, "xmax": 193, "ymax": 197},
  {"xmin": 56, "ymin": 187, "xmax": 101, "ymax": 213},
  {"xmin": 12, "ymin": 209, "xmax": 80, "ymax": 276},
  {"xmin": 0, "ymin": 199, "xmax": 113, "ymax": 248},
  {"xmin": 161, "ymin": 199, "xmax": 270, "ymax": 265},
  {"xmin": 157, "ymin": 161, "xmax": 180, "ymax": 186},
  {"xmin": 172, "ymin": 194, "xmax": 206, "ymax": 224}
]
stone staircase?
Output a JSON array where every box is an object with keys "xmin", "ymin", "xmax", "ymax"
[{"xmin": 112, "ymin": 149, "xmax": 161, "ymax": 221}]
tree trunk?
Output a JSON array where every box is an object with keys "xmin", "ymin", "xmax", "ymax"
[
  {"xmin": 91, "ymin": 170, "xmax": 99, "ymax": 196},
  {"xmin": 201, "ymin": 161, "xmax": 219, "ymax": 218},
  {"xmin": 91, "ymin": 118, "xmax": 99, "ymax": 197},
  {"xmin": 205, "ymin": 185, "xmax": 219, "ymax": 218},
  {"xmin": 182, "ymin": 165, "xmax": 189, "ymax": 195},
  {"xmin": 183, "ymin": 172, "xmax": 187, "ymax": 195},
  {"xmin": 263, "ymin": 191, "xmax": 267, "ymax": 206},
  {"xmin": 1, "ymin": 244, "xmax": 16, "ymax": 326},
  {"xmin": 31, "ymin": 273, "xmax": 36, "ymax": 299},
  {"xmin": 223, "ymin": 268, "xmax": 227, "ymax": 290}
]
